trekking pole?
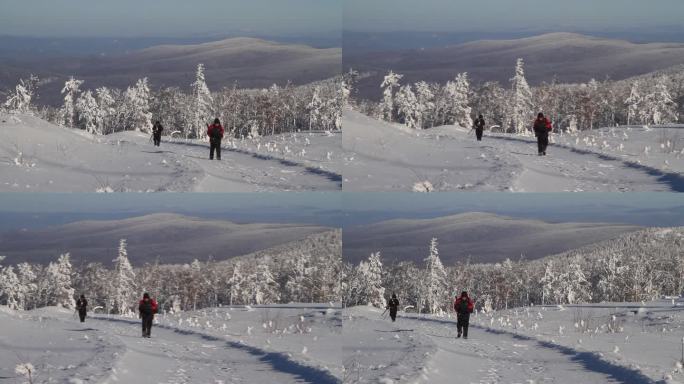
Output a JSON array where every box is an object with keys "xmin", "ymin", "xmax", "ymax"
[{"xmin": 380, "ymin": 308, "xmax": 388, "ymax": 318}]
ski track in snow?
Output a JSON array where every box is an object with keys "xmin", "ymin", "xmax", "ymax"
[
  {"xmin": 344, "ymin": 307, "xmax": 659, "ymax": 384},
  {"xmin": 93, "ymin": 316, "xmax": 340, "ymax": 384},
  {"xmin": 0, "ymin": 113, "xmax": 341, "ymax": 192},
  {"xmin": 342, "ymin": 109, "xmax": 683, "ymax": 192}
]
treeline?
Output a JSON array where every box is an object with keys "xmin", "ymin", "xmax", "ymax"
[
  {"xmin": 346, "ymin": 59, "xmax": 683, "ymax": 133},
  {"xmin": 0, "ymin": 230, "xmax": 342, "ymax": 314},
  {"xmin": 3, "ymin": 64, "xmax": 343, "ymax": 139},
  {"xmin": 343, "ymin": 228, "xmax": 684, "ymax": 313}
]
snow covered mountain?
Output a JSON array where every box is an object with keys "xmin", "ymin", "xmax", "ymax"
[
  {"xmin": 0, "ymin": 213, "xmax": 334, "ymax": 266},
  {"xmin": 1, "ymin": 37, "xmax": 341, "ymax": 105},
  {"xmin": 347, "ymin": 32, "xmax": 684, "ymax": 99},
  {"xmin": 343, "ymin": 212, "xmax": 641, "ymax": 265}
]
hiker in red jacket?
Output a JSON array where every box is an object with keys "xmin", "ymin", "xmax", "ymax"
[
  {"xmin": 533, "ymin": 112, "xmax": 553, "ymax": 156},
  {"xmin": 138, "ymin": 293, "xmax": 158, "ymax": 338},
  {"xmin": 207, "ymin": 118, "xmax": 225, "ymax": 160},
  {"xmin": 454, "ymin": 291, "xmax": 474, "ymax": 339}
]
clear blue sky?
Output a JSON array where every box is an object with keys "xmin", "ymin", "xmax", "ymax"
[
  {"xmin": 0, "ymin": 0, "xmax": 341, "ymax": 37},
  {"xmin": 344, "ymin": 0, "xmax": 684, "ymax": 33}
]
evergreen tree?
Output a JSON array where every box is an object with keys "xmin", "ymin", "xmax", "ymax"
[
  {"xmin": 380, "ymin": 71, "xmax": 403, "ymax": 122},
  {"xmin": 423, "ymin": 238, "xmax": 448, "ymax": 314},
  {"xmin": 112, "ymin": 239, "xmax": 137, "ymax": 314},
  {"xmin": 61, "ymin": 77, "xmax": 84, "ymax": 127},
  {"xmin": 191, "ymin": 63, "xmax": 213, "ymax": 139},
  {"xmin": 508, "ymin": 58, "xmax": 533, "ymax": 134},
  {"xmin": 76, "ymin": 90, "xmax": 99, "ymax": 134},
  {"xmin": 47, "ymin": 253, "xmax": 75, "ymax": 309}
]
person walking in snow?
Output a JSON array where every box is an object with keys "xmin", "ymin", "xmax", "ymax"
[
  {"xmin": 76, "ymin": 294, "xmax": 88, "ymax": 323},
  {"xmin": 386, "ymin": 293, "xmax": 400, "ymax": 322},
  {"xmin": 533, "ymin": 112, "xmax": 553, "ymax": 156},
  {"xmin": 152, "ymin": 121, "xmax": 164, "ymax": 147},
  {"xmin": 138, "ymin": 293, "xmax": 158, "ymax": 338},
  {"xmin": 473, "ymin": 114, "xmax": 485, "ymax": 141},
  {"xmin": 207, "ymin": 118, "xmax": 224, "ymax": 160},
  {"xmin": 454, "ymin": 291, "xmax": 474, "ymax": 339}
]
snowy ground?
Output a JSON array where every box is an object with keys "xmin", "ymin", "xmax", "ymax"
[
  {"xmin": 0, "ymin": 304, "xmax": 342, "ymax": 384},
  {"xmin": 0, "ymin": 113, "xmax": 341, "ymax": 192},
  {"xmin": 344, "ymin": 302, "xmax": 684, "ymax": 383},
  {"xmin": 343, "ymin": 109, "xmax": 684, "ymax": 192}
]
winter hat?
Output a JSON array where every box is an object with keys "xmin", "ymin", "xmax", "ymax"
[
  {"xmin": 143, "ymin": 292, "xmax": 150, "ymax": 299},
  {"xmin": 479, "ymin": 114, "xmax": 483, "ymax": 119},
  {"xmin": 537, "ymin": 112, "xmax": 544, "ymax": 118},
  {"xmin": 214, "ymin": 118, "xmax": 220, "ymax": 125},
  {"xmin": 461, "ymin": 291, "xmax": 468, "ymax": 297},
  {"xmin": 392, "ymin": 293, "xmax": 397, "ymax": 298}
]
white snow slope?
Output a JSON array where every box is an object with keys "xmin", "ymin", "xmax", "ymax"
[
  {"xmin": 0, "ymin": 304, "xmax": 342, "ymax": 384},
  {"xmin": 343, "ymin": 109, "xmax": 684, "ymax": 192},
  {"xmin": 0, "ymin": 113, "xmax": 341, "ymax": 192},
  {"xmin": 344, "ymin": 302, "xmax": 684, "ymax": 384}
]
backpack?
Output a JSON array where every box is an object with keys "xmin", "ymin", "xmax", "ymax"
[
  {"xmin": 209, "ymin": 125, "xmax": 222, "ymax": 139},
  {"xmin": 140, "ymin": 300, "xmax": 153, "ymax": 316},
  {"xmin": 458, "ymin": 298, "xmax": 469, "ymax": 313}
]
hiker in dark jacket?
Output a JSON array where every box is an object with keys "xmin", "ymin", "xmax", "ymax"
[
  {"xmin": 152, "ymin": 121, "xmax": 163, "ymax": 147},
  {"xmin": 76, "ymin": 295, "xmax": 88, "ymax": 323},
  {"xmin": 533, "ymin": 112, "xmax": 553, "ymax": 156},
  {"xmin": 473, "ymin": 114, "xmax": 485, "ymax": 141},
  {"xmin": 207, "ymin": 118, "xmax": 225, "ymax": 160},
  {"xmin": 454, "ymin": 291, "xmax": 474, "ymax": 339},
  {"xmin": 138, "ymin": 293, "xmax": 158, "ymax": 338},
  {"xmin": 386, "ymin": 293, "xmax": 400, "ymax": 322}
]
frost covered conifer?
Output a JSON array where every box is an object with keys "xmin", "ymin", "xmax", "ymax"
[
  {"xmin": 112, "ymin": 239, "xmax": 136, "ymax": 314},
  {"xmin": 95, "ymin": 87, "xmax": 116, "ymax": 134},
  {"xmin": 125, "ymin": 78, "xmax": 152, "ymax": 133},
  {"xmin": 253, "ymin": 263, "xmax": 279, "ymax": 304},
  {"xmin": 357, "ymin": 252, "xmax": 386, "ymax": 308},
  {"xmin": 445, "ymin": 73, "xmax": 473, "ymax": 128},
  {"xmin": 380, "ymin": 70, "xmax": 403, "ymax": 122},
  {"xmin": 228, "ymin": 262, "xmax": 245, "ymax": 305},
  {"xmin": 61, "ymin": 77, "xmax": 84, "ymax": 127},
  {"xmin": 395, "ymin": 84, "xmax": 418, "ymax": 128},
  {"xmin": 647, "ymin": 77, "xmax": 678, "ymax": 124},
  {"xmin": 3, "ymin": 75, "xmax": 38, "ymax": 113},
  {"xmin": 47, "ymin": 253, "xmax": 75, "ymax": 309},
  {"xmin": 423, "ymin": 238, "xmax": 448, "ymax": 314},
  {"xmin": 307, "ymin": 86, "xmax": 323, "ymax": 131},
  {"xmin": 625, "ymin": 81, "xmax": 642, "ymax": 125},
  {"xmin": 191, "ymin": 63, "xmax": 213, "ymax": 139},
  {"xmin": 508, "ymin": 58, "xmax": 533, "ymax": 134},
  {"xmin": 0, "ymin": 266, "xmax": 20, "ymax": 310},
  {"xmin": 76, "ymin": 90, "xmax": 99, "ymax": 134},
  {"xmin": 414, "ymin": 81, "xmax": 435, "ymax": 128}
]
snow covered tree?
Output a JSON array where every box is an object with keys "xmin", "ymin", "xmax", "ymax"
[
  {"xmin": 445, "ymin": 73, "xmax": 473, "ymax": 128},
  {"xmin": 228, "ymin": 262, "xmax": 245, "ymax": 305},
  {"xmin": 191, "ymin": 63, "xmax": 213, "ymax": 139},
  {"xmin": 380, "ymin": 71, "xmax": 403, "ymax": 122},
  {"xmin": 307, "ymin": 86, "xmax": 323, "ymax": 131},
  {"xmin": 647, "ymin": 77, "xmax": 678, "ymax": 124},
  {"xmin": 0, "ymin": 266, "xmax": 20, "ymax": 310},
  {"xmin": 46, "ymin": 253, "xmax": 75, "ymax": 309},
  {"xmin": 508, "ymin": 58, "xmax": 533, "ymax": 134},
  {"xmin": 414, "ymin": 81, "xmax": 435, "ymax": 128},
  {"xmin": 356, "ymin": 252, "xmax": 386, "ymax": 308},
  {"xmin": 16, "ymin": 262, "xmax": 37, "ymax": 310},
  {"xmin": 3, "ymin": 75, "xmax": 39, "ymax": 113},
  {"xmin": 423, "ymin": 238, "xmax": 448, "ymax": 314},
  {"xmin": 124, "ymin": 78, "xmax": 152, "ymax": 133},
  {"xmin": 253, "ymin": 263, "xmax": 279, "ymax": 304},
  {"xmin": 625, "ymin": 81, "xmax": 642, "ymax": 125},
  {"xmin": 395, "ymin": 84, "xmax": 419, "ymax": 128},
  {"xmin": 111, "ymin": 239, "xmax": 137, "ymax": 314},
  {"xmin": 60, "ymin": 77, "xmax": 84, "ymax": 127},
  {"xmin": 95, "ymin": 87, "xmax": 116, "ymax": 134},
  {"xmin": 76, "ymin": 90, "xmax": 99, "ymax": 134}
]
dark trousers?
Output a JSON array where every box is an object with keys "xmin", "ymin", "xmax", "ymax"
[
  {"xmin": 475, "ymin": 129, "xmax": 483, "ymax": 141},
  {"xmin": 210, "ymin": 138, "xmax": 221, "ymax": 160},
  {"xmin": 537, "ymin": 135, "xmax": 549, "ymax": 154},
  {"xmin": 153, "ymin": 134, "xmax": 161, "ymax": 146},
  {"xmin": 457, "ymin": 313, "xmax": 470, "ymax": 337},
  {"xmin": 389, "ymin": 309, "xmax": 397, "ymax": 322},
  {"xmin": 142, "ymin": 315, "xmax": 153, "ymax": 337},
  {"xmin": 78, "ymin": 310, "xmax": 86, "ymax": 322}
]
